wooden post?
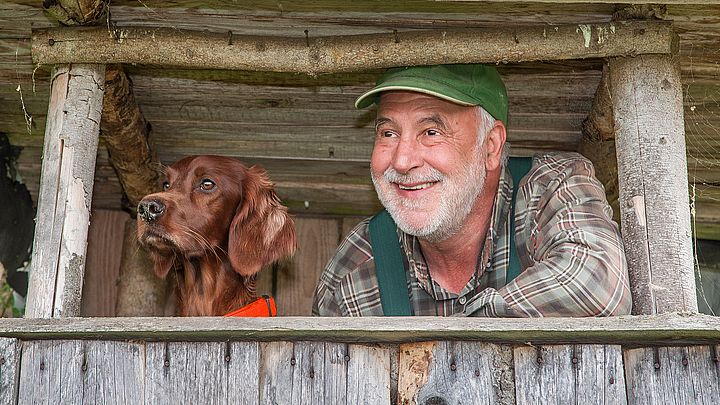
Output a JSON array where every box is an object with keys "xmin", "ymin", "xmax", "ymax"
[
  {"xmin": 609, "ymin": 54, "xmax": 697, "ymax": 314},
  {"xmin": 25, "ymin": 64, "xmax": 106, "ymax": 318}
]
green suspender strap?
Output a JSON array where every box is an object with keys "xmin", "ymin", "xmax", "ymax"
[
  {"xmin": 507, "ymin": 156, "xmax": 533, "ymax": 284},
  {"xmin": 368, "ymin": 156, "xmax": 533, "ymax": 316},
  {"xmin": 369, "ymin": 210, "xmax": 413, "ymax": 316}
]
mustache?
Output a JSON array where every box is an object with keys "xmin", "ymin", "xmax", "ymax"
[{"xmin": 382, "ymin": 167, "xmax": 445, "ymax": 184}]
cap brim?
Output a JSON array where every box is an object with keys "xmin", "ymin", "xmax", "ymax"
[{"xmin": 355, "ymin": 82, "xmax": 478, "ymax": 109}]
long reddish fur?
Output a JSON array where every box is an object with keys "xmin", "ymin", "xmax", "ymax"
[{"xmin": 137, "ymin": 155, "xmax": 296, "ymax": 316}]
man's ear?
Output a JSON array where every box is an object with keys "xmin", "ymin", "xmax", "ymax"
[
  {"xmin": 228, "ymin": 166, "xmax": 297, "ymax": 277},
  {"xmin": 484, "ymin": 120, "xmax": 507, "ymax": 171}
]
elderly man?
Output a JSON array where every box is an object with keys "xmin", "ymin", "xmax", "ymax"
[{"xmin": 312, "ymin": 64, "xmax": 631, "ymax": 317}]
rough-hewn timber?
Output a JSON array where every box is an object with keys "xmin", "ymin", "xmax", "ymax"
[{"xmin": 31, "ymin": 21, "xmax": 676, "ymax": 73}]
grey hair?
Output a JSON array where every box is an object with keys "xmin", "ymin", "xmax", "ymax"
[{"xmin": 475, "ymin": 106, "xmax": 510, "ymax": 166}]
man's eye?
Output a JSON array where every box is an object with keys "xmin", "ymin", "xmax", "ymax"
[
  {"xmin": 200, "ymin": 179, "xmax": 216, "ymax": 191},
  {"xmin": 162, "ymin": 181, "xmax": 170, "ymax": 191},
  {"xmin": 380, "ymin": 130, "xmax": 396, "ymax": 138},
  {"xmin": 425, "ymin": 129, "xmax": 440, "ymax": 137}
]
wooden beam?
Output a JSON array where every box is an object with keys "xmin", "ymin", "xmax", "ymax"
[
  {"xmin": 0, "ymin": 313, "xmax": 717, "ymax": 345},
  {"xmin": 609, "ymin": 54, "xmax": 697, "ymax": 315},
  {"xmin": 25, "ymin": 64, "xmax": 105, "ymax": 318},
  {"xmin": 100, "ymin": 64, "xmax": 160, "ymax": 208},
  {"xmin": 32, "ymin": 21, "xmax": 676, "ymax": 73}
]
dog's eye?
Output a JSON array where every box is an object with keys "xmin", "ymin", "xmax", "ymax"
[
  {"xmin": 200, "ymin": 179, "xmax": 216, "ymax": 191},
  {"xmin": 162, "ymin": 181, "xmax": 170, "ymax": 191}
]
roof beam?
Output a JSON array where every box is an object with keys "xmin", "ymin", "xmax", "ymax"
[{"xmin": 32, "ymin": 21, "xmax": 676, "ymax": 74}]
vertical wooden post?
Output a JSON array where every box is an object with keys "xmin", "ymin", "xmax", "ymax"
[
  {"xmin": 609, "ymin": 54, "xmax": 697, "ymax": 314},
  {"xmin": 25, "ymin": 64, "xmax": 106, "ymax": 318}
]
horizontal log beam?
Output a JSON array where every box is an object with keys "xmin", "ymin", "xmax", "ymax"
[
  {"xmin": 32, "ymin": 21, "xmax": 676, "ymax": 74},
  {"xmin": 0, "ymin": 313, "xmax": 717, "ymax": 345}
]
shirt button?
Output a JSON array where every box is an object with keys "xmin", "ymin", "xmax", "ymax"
[{"xmin": 459, "ymin": 296, "xmax": 467, "ymax": 305}]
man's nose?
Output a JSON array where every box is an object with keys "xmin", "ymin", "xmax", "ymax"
[{"xmin": 391, "ymin": 137, "xmax": 423, "ymax": 174}]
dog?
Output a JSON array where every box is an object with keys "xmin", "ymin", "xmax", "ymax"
[{"xmin": 136, "ymin": 155, "xmax": 296, "ymax": 316}]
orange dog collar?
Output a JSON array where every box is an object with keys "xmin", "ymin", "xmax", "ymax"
[{"xmin": 224, "ymin": 295, "xmax": 276, "ymax": 317}]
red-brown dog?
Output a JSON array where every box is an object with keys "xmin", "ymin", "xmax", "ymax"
[{"xmin": 136, "ymin": 155, "xmax": 296, "ymax": 316}]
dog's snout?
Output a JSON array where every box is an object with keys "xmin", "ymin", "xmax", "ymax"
[{"xmin": 138, "ymin": 199, "xmax": 166, "ymax": 223}]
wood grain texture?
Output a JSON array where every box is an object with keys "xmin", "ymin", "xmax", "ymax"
[
  {"xmin": 0, "ymin": 339, "xmax": 19, "ymax": 405},
  {"xmin": 273, "ymin": 218, "xmax": 339, "ymax": 315},
  {"xmin": 18, "ymin": 340, "xmax": 144, "ymax": 404},
  {"xmin": 0, "ymin": 313, "xmax": 718, "ymax": 344},
  {"xmin": 515, "ymin": 344, "xmax": 626, "ymax": 405},
  {"xmin": 624, "ymin": 345, "xmax": 720, "ymax": 405},
  {"xmin": 32, "ymin": 22, "xmax": 675, "ymax": 73},
  {"xmin": 81, "ymin": 209, "xmax": 130, "ymax": 317},
  {"xmin": 346, "ymin": 344, "xmax": 391, "ymax": 404},
  {"xmin": 610, "ymin": 54, "xmax": 697, "ymax": 314},
  {"xmin": 399, "ymin": 341, "xmax": 515, "ymax": 405},
  {"xmin": 25, "ymin": 64, "xmax": 105, "ymax": 318},
  {"xmin": 145, "ymin": 341, "xmax": 259, "ymax": 404}
]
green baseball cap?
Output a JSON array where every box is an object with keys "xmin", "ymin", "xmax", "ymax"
[{"xmin": 354, "ymin": 64, "xmax": 508, "ymax": 123}]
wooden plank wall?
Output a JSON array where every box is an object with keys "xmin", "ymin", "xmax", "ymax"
[{"xmin": 6, "ymin": 339, "xmax": 720, "ymax": 404}]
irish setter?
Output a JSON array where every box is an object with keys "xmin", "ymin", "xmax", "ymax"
[{"xmin": 136, "ymin": 155, "xmax": 296, "ymax": 316}]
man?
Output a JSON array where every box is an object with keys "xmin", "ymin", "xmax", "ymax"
[{"xmin": 312, "ymin": 64, "xmax": 632, "ymax": 317}]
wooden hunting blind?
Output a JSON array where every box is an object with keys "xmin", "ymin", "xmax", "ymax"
[{"xmin": 0, "ymin": 1, "xmax": 719, "ymax": 404}]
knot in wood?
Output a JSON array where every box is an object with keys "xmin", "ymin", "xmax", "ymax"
[
  {"xmin": 290, "ymin": 357, "xmax": 296, "ymax": 366},
  {"xmin": 425, "ymin": 396, "xmax": 449, "ymax": 405}
]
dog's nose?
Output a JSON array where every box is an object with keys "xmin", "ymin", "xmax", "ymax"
[{"xmin": 138, "ymin": 199, "xmax": 165, "ymax": 223}]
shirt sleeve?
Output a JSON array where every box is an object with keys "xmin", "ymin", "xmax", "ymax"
[{"xmin": 465, "ymin": 154, "xmax": 633, "ymax": 317}]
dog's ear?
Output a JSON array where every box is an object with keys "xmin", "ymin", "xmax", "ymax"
[{"xmin": 228, "ymin": 166, "xmax": 297, "ymax": 276}]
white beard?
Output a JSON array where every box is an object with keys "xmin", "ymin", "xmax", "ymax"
[{"xmin": 371, "ymin": 149, "xmax": 486, "ymax": 243}]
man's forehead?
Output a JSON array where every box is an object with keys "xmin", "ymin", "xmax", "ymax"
[{"xmin": 376, "ymin": 92, "xmax": 477, "ymax": 125}]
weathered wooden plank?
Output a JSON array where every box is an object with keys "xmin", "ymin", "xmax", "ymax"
[
  {"xmin": 80, "ymin": 341, "xmax": 145, "ymax": 405},
  {"xmin": 32, "ymin": 22, "xmax": 675, "ymax": 72},
  {"xmin": 346, "ymin": 344, "xmax": 391, "ymax": 405},
  {"xmin": 274, "ymin": 218, "xmax": 339, "ymax": 315},
  {"xmin": 226, "ymin": 342, "xmax": 261, "ymax": 405},
  {"xmin": 145, "ymin": 341, "xmax": 257, "ymax": 404},
  {"xmin": 515, "ymin": 344, "xmax": 626, "ymax": 405},
  {"xmin": 259, "ymin": 341, "xmax": 295, "ymax": 404},
  {"xmin": 18, "ymin": 340, "xmax": 84, "ymax": 404},
  {"xmin": 18, "ymin": 340, "xmax": 145, "ymax": 404},
  {"xmin": 25, "ymin": 64, "xmax": 106, "ymax": 318},
  {"xmin": 0, "ymin": 339, "xmax": 20, "ymax": 405},
  {"xmin": 323, "ymin": 343, "xmax": 349, "ymax": 405},
  {"xmin": 260, "ymin": 341, "xmax": 334, "ymax": 404},
  {"xmin": 624, "ymin": 345, "xmax": 720, "ymax": 405},
  {"xmin": 81, "ymin": 209, "xmax": 129, "ymax": 317},
  {"xmin": 0, "ymin": 314, "xmax": 719, "ymax": 344},
  {"xmin": 610, "ymin": 54, "xmax": 697, "ymax": 314},
  {"xmin": 399, "ymin": 341, "xmax": 514, "ymax": 405}
]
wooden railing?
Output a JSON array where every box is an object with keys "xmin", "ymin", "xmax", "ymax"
[{"xmin": 0, "ymin": 313, "xmax": 718, "ymax": 404}]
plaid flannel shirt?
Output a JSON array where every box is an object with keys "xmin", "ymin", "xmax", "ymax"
[{"xmin": 312, "ymin": 152, "xmax": 632, "ymax": 317}]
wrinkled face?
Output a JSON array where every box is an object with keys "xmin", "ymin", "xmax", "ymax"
[
  {"xmin": 370, "ymin": 91, "xmax": 488, "ymax": 242},
  {"xmin": 137, "ymin": 155, "xmax": 246, "ymax": 258}
]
